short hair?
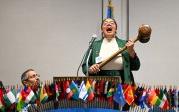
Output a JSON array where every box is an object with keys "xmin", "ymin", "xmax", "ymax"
[
  {"xmin": 21, "ymin": 69, "xmax": 35, "ymax": 85},
  {"xmin": 101, "ymin": 18, "xmax": 118, "ymax": 30}
]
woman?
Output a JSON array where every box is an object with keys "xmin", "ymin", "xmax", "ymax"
[{"xmin": 82, "ymin": 18, "xmax": 140, "ymax": 85}]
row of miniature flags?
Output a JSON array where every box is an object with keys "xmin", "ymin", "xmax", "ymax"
[
  {"xmin": 55, "ymin": 80, "xmax": 95, "ymax": 102},
  {"xmin": 54, "ymin": 79, "xmax": 178, "ymax": 111},
  {"xmin": 0, "ymin": 81, "xmax": 48, "ymax": 111},
  {"xmin": 0, "ymin": 80, "xmax": 179, "ymax": 111}
]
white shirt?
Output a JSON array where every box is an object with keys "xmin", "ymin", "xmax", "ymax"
[{"xmin": 99, "ymin": 38, "xmax": 123, "ymax": 70}]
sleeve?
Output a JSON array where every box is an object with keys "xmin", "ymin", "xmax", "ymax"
[
  {"xmin": 82, "ymin": 46, "xmax": 93, "ymax": 75},
  {"xmin": 129, "ymin": 53, "xmax": 140, "ymax": 71},
  {"xmin": 82, "ymin": 50, "xmax": 91, "ymax": 75}
]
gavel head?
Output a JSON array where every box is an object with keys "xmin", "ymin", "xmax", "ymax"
[{"xmin": 138, "ymin": 24, "xmax": 152, "ymax": 43}]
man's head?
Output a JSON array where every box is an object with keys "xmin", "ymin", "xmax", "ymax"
[
  {"xmin": 101, "ymin": 18, "xmax": 117, "ymax": 39},
  {"xmin": 21, "ymin": 69, "xmax": 40, "ymax": 90}
]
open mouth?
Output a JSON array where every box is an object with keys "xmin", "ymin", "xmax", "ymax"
[{"xmin": 106, "ymin": 27, "xmax": 112, "ymax": 32}]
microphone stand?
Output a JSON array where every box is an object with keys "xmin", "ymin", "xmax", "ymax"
[
  {"xmin": 76, "ymin": 51, "xmax": 87, "ymax": 77},
  {"xmin": 76, "ymin": 36, "xmax": 96, "ymax": 77}
]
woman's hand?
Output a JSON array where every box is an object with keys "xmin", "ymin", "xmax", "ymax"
[
  {"xmin": 126, "ymin": 40, "xmax": 136, "ymax": 58},
  {"xmin": 88, "ymin": 64, "xmax": 100, "ymax": 74}
]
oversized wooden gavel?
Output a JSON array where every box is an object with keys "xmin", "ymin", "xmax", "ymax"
[{"xmin": 99, "ymin": 24, "xmax": 152, "ymax": 68}]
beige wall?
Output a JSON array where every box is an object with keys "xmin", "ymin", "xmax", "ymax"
[
  {"xmin": 129, "ymin": 0, "xmax": 179, "ymax": 86},
  {"xmin": 0, "ymin": 0, "xmax": 178, "ymax": 86},
  {"xmin": 0, "ymin": 0, "xmax": 102, "ymax": 85}
]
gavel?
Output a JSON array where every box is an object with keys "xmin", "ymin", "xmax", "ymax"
[{"xmin": 99, "ymin": 24, "xmax": 152, "ymax": 68}]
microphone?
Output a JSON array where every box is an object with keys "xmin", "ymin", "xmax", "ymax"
[
  {"xmin": 76, "ymin": 34, "xmax": 97, "ymax": 77},
  {"xmin": 88, "ymin": 34, "xmax": 97, "ymax": 49}
]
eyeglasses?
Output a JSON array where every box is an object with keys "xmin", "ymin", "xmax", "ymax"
[{"xmin": 28, "ymin": 74, "xmax": 40, "ymax": 79}]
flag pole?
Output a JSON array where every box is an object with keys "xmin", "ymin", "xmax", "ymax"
[
  {"xmin": 126, "ymin": 0, "xmax": 129, "ymax": 40},
  {"xmin": 101, "ymin": 0, "xmax": 104, "ymax": 38},
  {"xmin": 102, "ymin": 0, "xmax": 104, "ymax": 21}
]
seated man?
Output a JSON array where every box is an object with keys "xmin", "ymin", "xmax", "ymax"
[
  {"xmin": 20, "ymin": 69, "xmax": 41, "ymax": 111},
  {"xmin": 21, "ymin": 69, "xmax": 53, "ymax": 111},
  {"xmin": 21, "ymin": 68, "xmax": 40, "ymax": 91}
]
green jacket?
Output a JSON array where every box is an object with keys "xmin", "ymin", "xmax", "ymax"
[{"xmin": 82, "ymin": 37, "xmax": 140, "ymax": 84}]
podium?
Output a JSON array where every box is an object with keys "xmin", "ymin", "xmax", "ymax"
[
  {"xmin": 28, "ymin": 76, "xmax": 122, "ymax": 112},
  {"xmin": 53, "ymin": 76, "xmax": 121, "ymax": 109}
]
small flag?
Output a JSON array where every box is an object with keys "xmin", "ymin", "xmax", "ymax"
[
  {"xmin": 124, "ymin": 84, "xmax": 134, "ymax": 105},
  {"xmin": 147, "ymin": 89, "xmax": 159, "ymax": 106},
  {"xmin": 55, "ymin": 82, "xmax": 60, "ymax": 101},
  {"xmin": 16, "ymin": 86, "xmax": 22, "ymax": 103},
  {"xmin": 99, "ymin": 80, "xmax": 105, "ymax": 99},
  {"xmin": 95, "ymin": 80, "xmax": 100, "ymax": 96},
  {"xmin": 63, "ymin": 80, "xmax": 73, "ymax": 99},
  {"xmin": 0, "ymin": 81, "xmax": 5, "ymax": 93},
  {"xmin": 91, "ymin": 80, "xmax": 96, "ymax": 92},
  {"xmin": 0, "ymin": 86, "xmax": 5, "ymax": 112},
  {"xmin": 79, "ymin": 81, "xmax": 88, "ymax": 101},
  {"xmin": 44, "ymin": 81, "xmax": 53, "ymax": 97},
  {"xmin": 177, "ymin": 89, "xmax": 179, "ymax": 111},
  {"xmin": 113, "ymin": 84, "xmax": 126, "ymax": 106},
  {"xmin": 3, "ymin": 88, "xmax": 16, "ymax": 107},
  {"xmin": 138, "ymin": 89, "xmax": 147, "ymax": 109},
  {"xmin": 104, "ymin": 81, "xmax": 109, "ymax": 94},
  {"xmin": 66, "ymin": 88, "xmax": 73, "ymax": 99},
  {"xmin": 17, "ymin": 87, "xmax": 36, "ymax": 111},
  {"xmin": 70, "ymin": 81, "xmax": 79, "ymax": 100},
  {"xmin": 106, "ymin": 82, "xmax": 115, "ymax": 103},
  {"xmin": 39, "ymin": 84, "xmax": 48, "ymax": 104},
  {"xmin": 173, "ymin": 87, "xmax": 178, "ymax": 110},
  {"xmin": 162, "ymin": 88, "xmax": 170, "ymax": 110},
  {"xmin": 0, "ymin": 81, "xmax": 5, "ymax": 111},
  {"xmin": 86, "ymin": 80, "xmax": 94, "ymax": 101},
  {"xmin": 134, "ymin": 86, "xmax": 144, "ymax": 106},
  {"xmin": 0, "ymin": 100, "xmax": 5, "ymax": 111}
]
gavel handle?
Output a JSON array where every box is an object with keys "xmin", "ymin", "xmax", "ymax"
[{"xmin": 98, "ymin": 37, "xmax": 139, "ymax": 68}]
